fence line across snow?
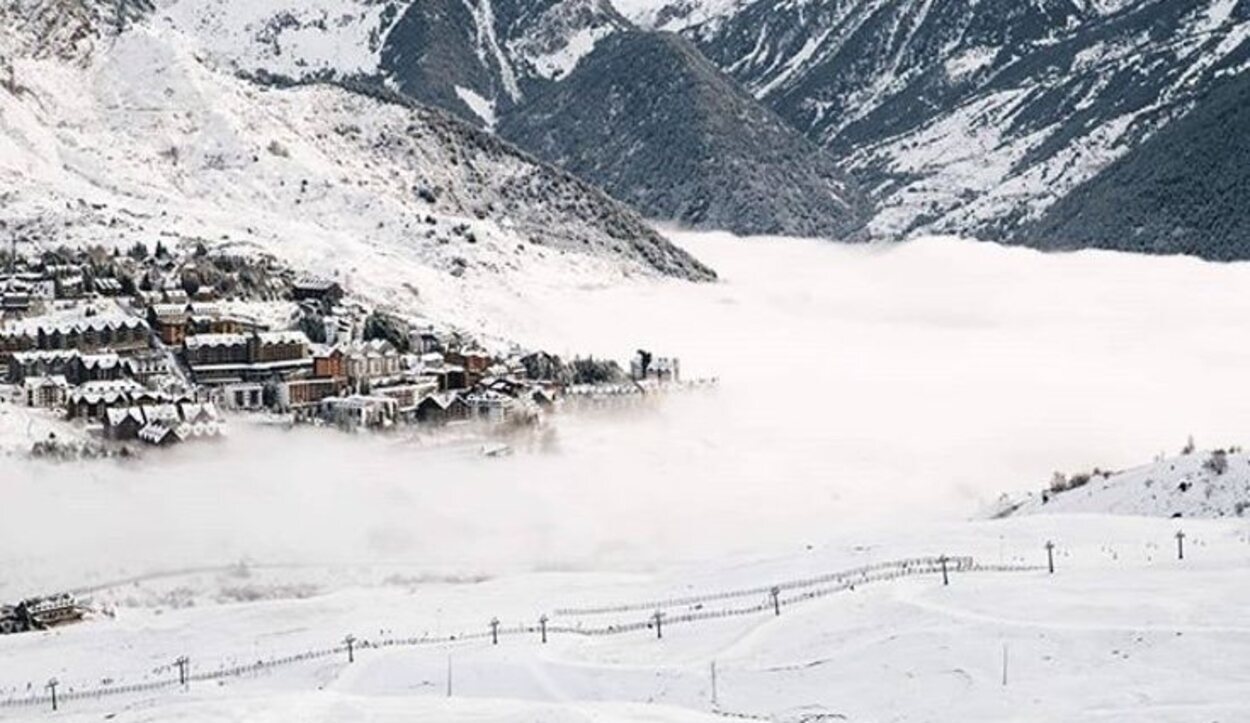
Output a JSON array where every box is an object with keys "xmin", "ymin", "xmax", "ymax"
[{"xmin": 0, "ymin": 555, "xmax": 1041, "ymax": 712}]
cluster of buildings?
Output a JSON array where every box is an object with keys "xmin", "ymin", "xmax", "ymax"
[
  {"xmin": 0, "ymin": 308, "xmax": 217, "ymax": 447},
  {"xmin": 0, "ymin": 243, "xmax": 608, "ymax": 447}
]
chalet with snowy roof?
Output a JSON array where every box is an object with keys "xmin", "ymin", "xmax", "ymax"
[
  {"xmin": 481, "ymin": 377, "xmax": 532, "ymax": 398},
  {"xmin": 137, "ymin": 423, "xmax": 185, "ymax": 447},
  {"xmin": 312, "ymin": 346, "xmax": 347, "ymax": 380},
  {"xmin": 414, "ymin": 392, "xmax": 471, "ymax": 424},
  {"xmin": 446, "ymin": 348, "xmax": 493, "ymax": 376},
  {"xmin": 291, "ymin": 277, "xmax": 344, "ymax": 309},
  {"xmin": 341, "ymin": 339, "xmax": 403, "ymax": 385},
  {"xmin": 8, "ymin": 350, "xmax": 79, "ymax": 385},
  {"xmin": 374, "ymin": 379, "xmax": 438, "ymax": 417},
  {"xmin": 124, "ymin": 350, "xmax": 172, "ymax": 383},
  {"xmin": 10, "ymin": 348, "xmax": 140, "ymax": 386},
  {"xmin": 77, "ymin": 352, "xmax": 125, "ymax": 383},
  {"xmin": 104, "ymin": 406, "xmax": 147, "ymax": 441},
  {"xmin": 149, "ymin": 303, "xmax": 253, "ymax": 345},
  {"xmin": 65, "ymin": 379, "xmax": 154, "ymax": 421},
  {"xmin": 319, "ymin": 395, "xmax": 397, "ymax": 429},
  {"xmin": 183, "ymin": 330, "xmax": 311, "ymax": 384},
  {"xmin": 105, "ymin": 401, "xmax": 221, "ymax": 442},
  {"xmin": 462, "ymin": 389, "xmax": 515, "ymax": 421},
  {"xmin": 22, "ymin": 375, "xmax": 69, "ymax": 408},
  {"xmin": 1, "ymin": 315, "xmax": 150, "ymax": 355}
]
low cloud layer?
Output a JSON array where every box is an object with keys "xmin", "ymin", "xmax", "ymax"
[{"xmin": 6, "ymin": 233, "xmax": 1250, "ymax": 594}]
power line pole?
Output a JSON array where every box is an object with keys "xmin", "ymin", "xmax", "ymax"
[
  {"xmin": 940, "ymin": 555, "xmax": 949, "ymax": 586},
  {"xmin": 446, "ymin": 653, "xmax": 453, "ymax": 698},
  {"xmin": 1001, "ymin": 643, "xmax": 1009, "ymax": 687},
  {"xmin": 539, "ymin": 614, "xmax": 548, "ymax": 644},
  {"xmin": 46, "ymin": 678, "xmax": 58, "ymax": 712},
  {"xmin": 769, "ymin": 586, "xmax": 781, "ymax": 616},
  {"xmin": 1175, "ymin": 530, "xmax": 1186, "ymax": 560},
  {"xmin": 175, "ymin": 656, "xmax": 190, "ymax": 687},
  {"xmin": 710, "ymin": 660, "xmax": 719, "ymax": 709},
  {"xmin": 652, "ymin": 610, "xmax": 665, "ymax": 640},
  {"xmin": 490, "ymin": 617, "xmax": 500, "ymax": 645},
  {"xmin": 344, "ymin": 635, "xmax": 356, "ymax": 663},
  {"xmin": 1045, "ymin": 541, "xmax": 1056, "ymax": 574}
]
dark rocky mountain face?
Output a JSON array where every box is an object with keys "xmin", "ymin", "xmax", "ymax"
[
  {"xmin": 497, "ymin": 30, "xmax": 867, "ymax": 237},
  {"xmin": 670, "ymin": 0, "xmax": 1250, "ymax": 251},
  {"xmin": 381, "ymin": 0, "xmax": 632, "ymax": 125},
  {"xmin": 1016, "ymin": 69, "xmax": 1250, "ymax": 260},
  {"xmin": 378, "ymin": 0, "xmax": 868, "ymax": 239},
  {"xmin": 381, "ymin": 0, "xmax": 512, "ymax": 122}
]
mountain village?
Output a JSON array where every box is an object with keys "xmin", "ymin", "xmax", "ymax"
[{"xmin": 0, "ymin": 239, "xmax": 687, "ymax": 455}]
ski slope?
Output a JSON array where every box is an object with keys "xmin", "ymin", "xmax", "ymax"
[{"xmin": 2, "ymin": 514, "xmax": 1247, "ymax": 721}]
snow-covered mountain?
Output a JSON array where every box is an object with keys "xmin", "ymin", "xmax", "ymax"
[
  {"xmin": 498, "ymin": 30, "xmax": 867, "ymax": 238},
  {"xmin": 375, "ymin": 0, "xmax": 868, "ymax": 238},
  {"xmin": 627, "ymin": 0, "xmax": 1250, "ymax": 255},
  {"xmin": 0, "ymin": 0, "xmax": 714, "ymax": 331},
  {"xmin": 1019, "ymin": 68, "xmax": 1250, "ymax": 259}
]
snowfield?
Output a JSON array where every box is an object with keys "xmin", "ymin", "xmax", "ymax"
[{"xmin": 2, "ymin": 515, "xmax": 1248, "ymax": 722}]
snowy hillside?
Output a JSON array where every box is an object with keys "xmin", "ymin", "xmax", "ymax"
[
  {"xmin": 152, "ymin": 0, "xmax": 411, "ymax": 78},
  {"xmin": 659, "ymin": 0, "xmax": 1250, "ymax": 248},
  {"xmin": 1010, "ymin": 448, "xmax": 1250, "ymax": 519},
  {"xmin": 0, "ymin": 5, "xmax": 714, "ymax": 336}
]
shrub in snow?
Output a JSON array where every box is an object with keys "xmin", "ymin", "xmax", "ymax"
[{"xmin": 1203, "ymin": 450, "xmax": 1229, "ymax": 476}]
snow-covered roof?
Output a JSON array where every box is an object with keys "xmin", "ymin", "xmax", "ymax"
[
  {"xmin": 178, "ymin": 402, "xmax": 220, "ymax": 422},
  {"xmin": 80, "ymin": 353, "xmax": 121, "ymax": 370},
  {"xmin": 257, "ymin": 330, "xmax": 309, "ymax": 346},
  {"xmin": 10, "ymin": 349, "xmax": 79, "ymax": 363},
  {"xmin": 23, "ymin": 375, "xmax": 69, "ymax": 389},
  {"xmin": 144, "ymin": 404, "xmax": 182, "ymax": 424},
  {"xmin": 138, "ymin": 423, "xmax": 187, "ymax": 445},
  {"xmin": 185, "ymin": 333, "xmax": 248, "ymax": 349},
  {"xmin": 2, "ymin": 312, "xmax": 147, "ymax": 336},
  {"xmin": 77, "ymin": 378, "xmax": 145, "ymax": 394},
  {"xmin": 418, "ymin": 392, "xmax": 468, "ymax": 410},
  {"xmin": 322, "ymin": 395, "xmax": 397, "ymax": 410},
  {"xmin": 105, "ymin": 406, "xmax": 146, "ymax": 427}
]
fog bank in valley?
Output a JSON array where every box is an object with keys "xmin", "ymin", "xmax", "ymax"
[{"xmin": 6, "ymin": 232, "xmax": 1250, "ymax": 593}]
